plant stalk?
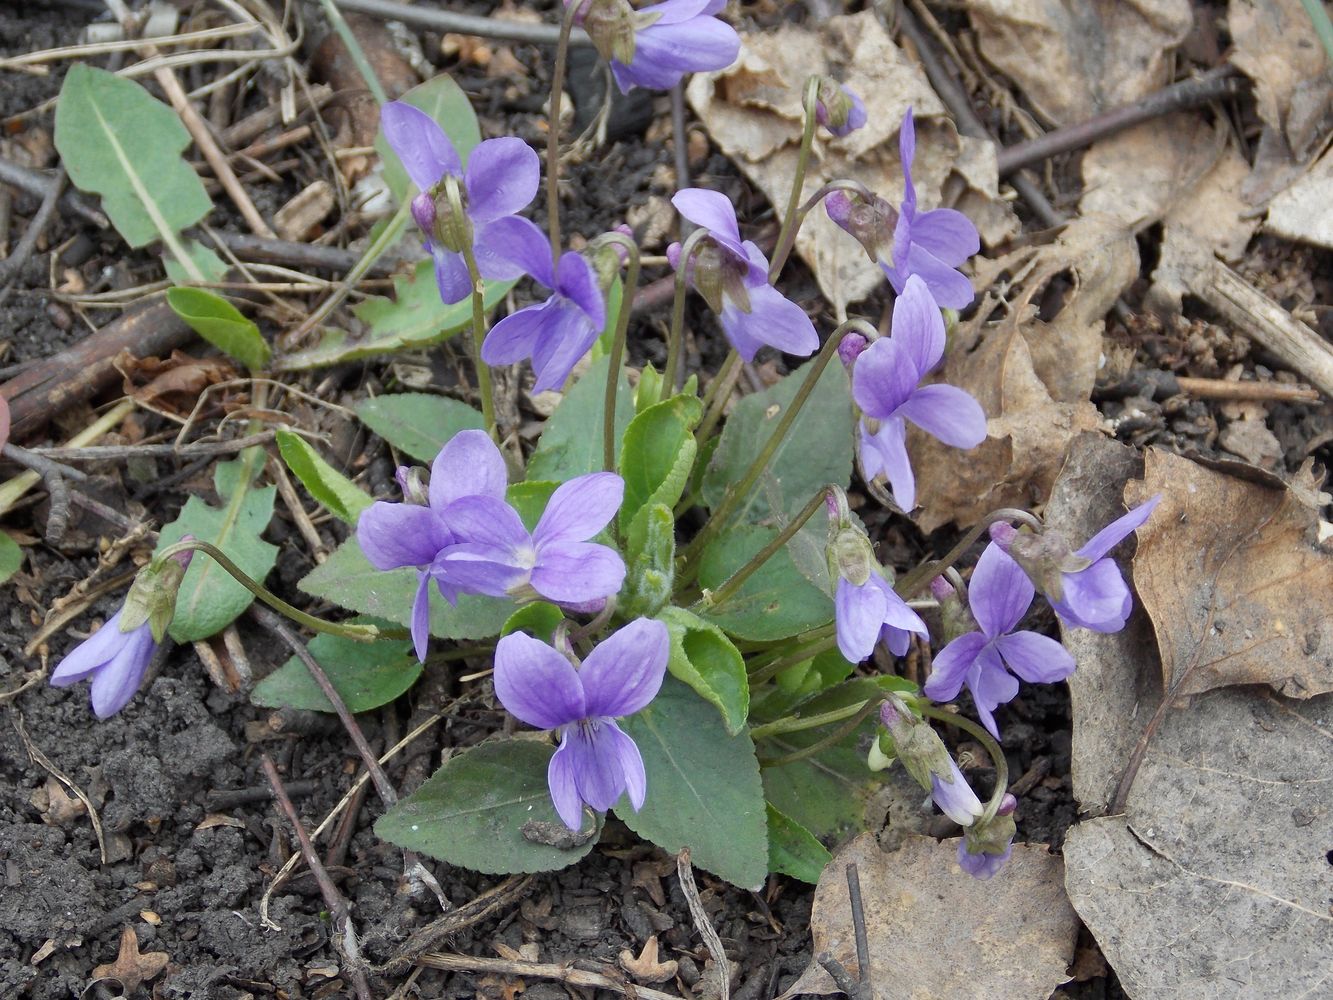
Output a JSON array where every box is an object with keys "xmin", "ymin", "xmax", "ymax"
[
  {"xmin": 894, "ymin": 507, "xmax": 1043, "ymax": 598},
  {"xmin": 749, "ymin": 695, "xmax": 880, "ymax": 742},
  {"xmin": 662, "ymin": 228, "xmax": 711, "ymax": 401},
  {"xmin": 600, "ymin": 233, "xmax": 641, "ymax": 473},
  {"xmin": 546, "ymin": 0, "xmax": 590, "ymax": 261},
  {"xmin": 767, "ymin": 76, "xmax": 822, "ymax": 282}
]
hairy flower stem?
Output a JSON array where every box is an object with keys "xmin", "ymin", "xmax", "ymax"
[
  {"xmin": 600, "ymin": 233, "xmax": 641, "ymax": 473},
  {"xmin": 695, "ymin": 348, "xmax": 740, "ymax": 444},
  {"xmin": 747, "ymin": 632, "xmax": 839, "ymax": 685},
  {"xmin": 894, "ymin": 508, "xmax": 1043, "ymax": 598},
  {"xmin": 695, "ymin": 486, "xmax": 833, "ymax": 611},
  {"xmin": 680, "ymin": 318, "xmax": 873, "ymax": 575},
  {"xmin": 153, "ymin": 540, "xmax": 384, "ymax": 642},
  {"xmin": 749, "ymin": 694, "xmax": 883, "ymax": 742},
  {"xmin": 758, "ymin": 697, "xmax": 884, "ymax": 767},
  {"xmin": 546, "ymin": 0, "xmax": 591, "ymax": 261},
  {"xmin": 454, "ymin": 182, "xmax": 499, "ymax": 441},
  {"xmin": 662, "ymin": 228, "xmax": 712, "ymax": 401},
  {"xmin": 918, "ymin": 702, "xmax": 1010, "ymax": 823},
  {"xmin": 767, "ymin": 76, "xmax": 822, "ymax": 282}
]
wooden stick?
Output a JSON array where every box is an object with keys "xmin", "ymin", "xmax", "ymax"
[
  {"xmin": 1175, "ymin": 376, "xmax": 1322, "ymax": 403},
  {"xmin": 413, "ymin": 953, "xmax": 679, "ymax": 1000}
]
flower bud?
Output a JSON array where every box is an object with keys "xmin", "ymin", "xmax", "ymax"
[
  {"xmin": 814, "ymin": 79, "xmax": 867, "ymax": 137},
  {"xmin": 837, "ymin": 332, "xmax": 868, "ymax": 368},
  {"xmin": 396, "ymin": 466, "xmax": 430, "ymax": 506},
  {"xmin": 410, "ymin": 190, "xmax": 435, "ymax": 236},
  {"xmin": 581, "ymin": 0, "xmax": 636, "ymax": 65},
  {"xmin": 866, "ymin": 731, "xmax": 894, "ymax": 771},
  {"xmin": 930, "ymin": 575, "xmax": 977, "ymax": 646},
  {"xmin": 122, "ymin": 543, "xmax": 195, "ymax": 643},
  {"xmin": 878, "ymin": 696, "xmax": 955, "ymax": 794},
  {"xmin": 825, "ymin": 189, "xmax": 898, "ymax": 263}
]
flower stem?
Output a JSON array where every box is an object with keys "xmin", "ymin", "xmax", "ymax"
[
  {"xmin": 600, "ymin": 233, "xmax": 641, "ymax": 473},
  {"xmin": 747, "ymin": 631, "xmax": 839, "ymax": 685},
  {"xmin": 662, "ymin": 228, "xmax": 711, "ymax": 401},
  {"xmin": 680, "ymin": 318, "xmax": 871, "ymax": 572},
  {"xmin": 458, "ymin": 244, "xmax": 498, "ymax": 443},
  {"xmin": 694, "ymin": 486, "xmax": 832, "ymax": 611},
  {"xmin": 758, "ymin": 697, "xmax": 883, "ymax": 767},
  {"xmin": 749, "ymin": 694, "xmax": 881, "ymax": 742},
  {"xmin": 894, "ymin": 508, "xmax": 1043, "ymax": 599},
  {"xmin": 546, "ymin": 0, "xmax": 590, "ymax": 261},
  {"xmin": 694, "ymin": 348, "xmax": 740, "ymax": 444},
  {"xmin": 918, "ymin": 702, "xmax": 1010, "ymax": 823},
  {"xmin": 767, "ymin": 76, "xmax": 822, "ymax": 283},
  {"xmin": 153, "ymin": 540, "xmax": 382, "ymax": 642}
]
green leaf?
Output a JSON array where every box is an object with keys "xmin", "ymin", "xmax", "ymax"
[
  {"xmin": 501, "ymin": 602, "xmax": 563, "ymax": 641},
  {"xmin": 252, "ymin": 631, "xmax": 420, "ymax": 713},
  {"xmin": 617, "ymin": 677, "xmax": 768, "ymax": 890},
  {"xmin": 164, "ymin": 238, "xmax": 228, "ymax": 284},
  {"xmin": 376, "ymin": 741, "xmax": 600, "ymax": 874},
  {"xmin": 527, "ymin": 356, "xmax": 635, "ymax": 482},
  {"xmin": 354, "ymin": 393, "xmax": 484, "ymax": 463},
  {"xmin": 0, "ymin": 532, "xmax": 23, "ymax": 584},
  {"xmin": 750, "ymin": 647, "xmax": 856, "ymax": 723},
  {"xmin": 275, "ymin": 429, "xmax": 372, "ymax": 524},
  {"xmin": 766, "ymin": 803, "xmax": 832, "ymax": 884},
  {"xmin": 634, "ymin": 365, "xmax": 664, "ymax": 414},
  {"xmin": 657, "ymin": 607, "xmax": 748, "ymax": 735},
  {"xmin": 299, "ymin": 537, "xmax": 512, "ymax": 641},
  {"xmin": 621, "ymin": 502, "xmax": 675, "ymax": 619},
  {"xmin": 377, "ymin": 75, "xmax": 481, "ymax": 204},
  {"xmin": 155, "ymin": 448, "xmax": 277, "ymax": 642},
  {"xmin": 54, "ymin": 64, "xmax": 212, "ymax": 251},
  {"xmin": 702, "ymin": 358, "xmax": 853, "ymax": 526},
  {"xmin": 618, "ymin": 394, "xmax": 701, "ymax": 533},
  {"xmin": 698, "ymin": 523, "xmax": 834, "ymax": 641},
  {"xmin": 506, "ymin": 481, "xmax": 559, "ymax": 531},
  {"xmin": 166, "ymin": 287, "xmax": 270, "ymax": 371}
]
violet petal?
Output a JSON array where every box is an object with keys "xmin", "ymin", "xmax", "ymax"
[
  {"xmin": 530, "ymin": 540, "xmax": 626, "ymax": 604},
  {"xmin": 923, "ymin": 630, "xmax": 987, "ymax": 702},
  {"xmin": 898, "ymin": 383, "xmax": 987, "ymax": 450},
  {"xmin": 579, "ymin": 618, "xmax": 669, "ymax": 718},
  {"xmin": 464, "ymin": 137, "xmax": 539, "ymax": 224},
  {"xmin": 994, "ymin": 630, "xmax": 1076, "ymax": 684},
  {"xmin": 967, "ymin": 542, "xmax": 1033, "ymax": 638},
  {"xmin": 380, "ymin": 101, "xmax": 461, "ymax": 191},
  {"xmin": 534, "ymin": 473, "xmax": 624, "ymax": 545},
  {"xmin": 493, "ymin": 631, "xmax": 586, "ymax": 729},
  {"xmin": 548, "ymin": 734, "xmax": 586, "ymax": 830}
]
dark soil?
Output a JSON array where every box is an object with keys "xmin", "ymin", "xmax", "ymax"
[{"xmin": 1, "ymin": 2, "xmax": 1328, "ymax": 999}]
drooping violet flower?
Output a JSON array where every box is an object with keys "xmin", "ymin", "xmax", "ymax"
[
  {"xmin": 381, "ymin": 101, "xmax": 539, "ymax": 304},
  {"xmin": 493, "ymin": 618, "xmax": 669, "ymax": 829},
  {"xmin": 437, "ymin": 470, "xmax": 626, "ymax": 607},
  {"xmin": 878, "ymin": 698, "xmax": 983, "ymax": 826},
  {"xmin": 958, "ymin": 793, "xmax": 1017, "ymax": 879},
  {"xmin": 815, "ymin": 80, "xmax": 867, "ymax": 137},
  {"xmin": 576, "ymin": 0, "xmax": 740, "ymax": 94},
  {"xmin": 991, "ymin": 495, "xmax": 1161, "ymax": 633},
  {"xmin": 884, "ymin": 108, "xmax": 980, "ymax": 310},
  {"xmin": 668, "ymin": 188, "xmax": 818, "ymax": 361},
  {"xmin": 923, "ymin": 543, "xmax": 1075, "ymax": 738},
  {"xmin": 50, "ymin": 609, "xmax": 158, "ymax": 719},
  {"xmin": 852, "ymin": 274, "xmax": 986, "ymax": 510},
  {"xmin": 931, "ymin": 754, "xmax": 985, "ymax": 827},
  {"xmin": 356, "ymin": 430, "xmax": 509, "ymax": 660},
  {"xmin": 480, "ymin": 217, "xmax": 606, "ymax": 392}
]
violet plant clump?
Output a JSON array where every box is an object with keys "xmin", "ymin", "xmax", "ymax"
[{"xmin": 50, "ymin": 1, "xmax": 1171, "ymax": 905}]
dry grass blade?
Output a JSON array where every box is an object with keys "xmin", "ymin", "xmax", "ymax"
[{"xmin": 12, "ymin": 710, "xmax": 108, "ymax": 863}]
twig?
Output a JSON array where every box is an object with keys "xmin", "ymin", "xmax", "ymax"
[
  {"xmin": 220, "ymin": 84, "xmax": 333, "ymax": 148},
  {"xmin": 677, "ymin": 848, "xmax": 730, "ymax": 1000},
  {"xmin": 207, "ymin": 231, "xmax": 392, "ymax": 276},
  {"xmin": 387, "ymin": 874, "xmax": 534, "ymax": 973},
  {"xmin": 1174, "ymin": 375, "xmax": 1322, "ymax": 403},
  {"xmin": 261, "ymin": 755, "xmax": 373, "ymax": 1000},
  {"xmin": 845, "ymin": 863, "xmax": 871, "ymax": 995},
  {"xmin": 0, "ymin": 168, "xmax": 66, "ymax": 289},
  {"xmin": 0, "ymin": 158, "xmax": 109, "ymax": 229},
  {"xmin": 329, "ymin": 0, "xmax": 592, "ymax": 46},
  {"xmin": 13, "ymin": 710, "xmax": 109, "ymax": 864},
  {"xmin": 412, "ymin": 952, "xmax": 680, "ymax": 1000},
  {"xmin": 28, "ymin": 431, "xmax": 278, "ymax": 463},
  {"xmin": 268, "ymin": 452, "xmax": 328, "ymax": 563},
  {"xmin": 205, "ymin": 778, "xmax": 320, "ymax": 809}
]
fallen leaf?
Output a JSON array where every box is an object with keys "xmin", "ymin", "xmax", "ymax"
[
  {"xmin": 1265, "ymin": 143, "xmax": 1333, "ymax": 250},
  {"xmin": 195, "ymin": 813, "xmax": 247, "ymax": 832},
  {"xmin": 686, "ymin": 12, "xmax": 1017, "ymax": 314},
  {"xmin": 962, "ymin": 0, "xmax": 1195, "ymax": 124},
  {"xmin": 619, "ymin": 935, "xmax": 679, "ymax": 983},
  {"xmin": 1064, "ymin": 688, "xmax": 1333, "ymax": 999},
  {"xmin": 1126, "ymin": 448, "xmax": 1333, "ymax": 699},
  {"xmin": 779, "ymin": 834, "xmax": 1077, "ymax": 1000},
  {"xmin": 1230, "ymin": 0, "xmax": 1329, "ymax": 140},
  {"xmin": 91, "ymin": 926, "xmax": 169, "ymax": 994}
]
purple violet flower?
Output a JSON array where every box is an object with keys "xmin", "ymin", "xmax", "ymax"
[
  {"xmin": 668, "ymin": 188, "xmax": 818, "ymax": 361},
  {"xmin": 884, "ymin": 108, "xmax": 980, "ymax": 310},
  {"xmin": 991, "ymin": 496, "xmax": 1161, "ymax": 633},
  {"xmin": 930, "ymin": 755, "xmax": 985, "ymax": 826},
  {"xmin": 381, "ymin": 101, "xmax": 539, "ymax": 304},
  {"xmin": 958, "ymin": 793, "xmax": 1017, "ymax": 879},
  {"xmin": 958, "ymin": 837, "xmax": 1013, "ymax": 879},
  {"xmin": 481, "ymin": 217, "xmax": 607, "ymax": 392},
  {"xmin": 356, "ymin": 430, "xmax": 509, "ymax": 660},
  {"xmin": 595, "ymin": 0, "xmax": 741, "ymax": 94},
  {"xmin": 852, "ymin": 274, "xmax": 986, "ymax": 510},
  {"xmin": 834, "ymin": 574, "xmax": 928, "ymax": 663},
  {"xmin": 815, "ymin": 83, "xmax": 867, "ymax": 138},
  {"xmin": 493, "ymin": 618, "xmax": 669, "ymax": 829},
  {"xmin": 49, "ymin": 609, "xmax": 157, "ymax": 718},
  {"xmin": 923, "ymin": 542, "xmax": 1076, "ymax": 738},
  {"xmin": 437, "ymin": 471, "xmax": 626, "ymax": 607}
]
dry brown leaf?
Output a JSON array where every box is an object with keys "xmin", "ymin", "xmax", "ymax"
[
  {"xmin": 1125, "ymin": 448, "xmax": 1333, "ymax": 699},
  {"xmin": 1230, "ymin": 0, "xmax": 1329, "ymax": 138},
  {"xmin": 963, "ymin": 0, "xmax": 1194, "ymax": 124},
  {"xmin": 91, "ymin": 926, "xmax": 170, "ymax": 993},
  {"xmin": 686, "ymin": 11, "xmax": 1017, "ymax": 313},
  {"xmin": 1265, "ymin": 143, "xmax": 1333, "ymax": 249},
  {"xmin": 779, "ymin": 834, "xmax": 1077, "ymax": 1000},
  {"xmin": 619, "ymin": 936, "xmax": 678, "ymax": 983}
]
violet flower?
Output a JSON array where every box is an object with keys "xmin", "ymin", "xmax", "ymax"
[
  {"xmin": 381, "ymin": 101, "xmax": 539, "ymax": 304},
  {"xmin": 958, "ymin": 793, "xmax": 1017, "ymax": 879},
  {"xmin": 481, "ymin": 217, "xmax": 606, "ymax": 392},
  {"xmin": 49, "ymin": 609, "xmax": 157, "ymax": 718},
  {"xmin": 493, "ymin": 618, "xmax": 669, "ymax": 829},
  {"xmin": 992, "ymin": 496, "xmax": 1161, "ymax": 633},
  {"xmin": 356, "ymin": 430, "xmax": 509, "ymax": 660},
  {"xmin": 594, "ymin": 0, "xmax": 741, "ymax": 94},
  {"xmin": 923, "ymin": 542, "xmax": 1075, "ymax": 738},
  {"xmin": 883, "ymin": 108, "xmax": 980, "ymax": 310},
  {"xmin": 815, "ymin": 82, "xmax": 867, "ymax": 138},
  {"xmin": 834, "ymin": 574, "xmax": 928, "ymax": 663},
  {"xmin": 852, "ymin": 274, "xmax": 986, "ymax": 510},
  {"xmin": 931, "ymin": 755, "xmax": 985, "ymax": 827},
  {"xmin": 437, "ymin": 471, "xmax": 626, "ymax": 607},
  {"xmin": 668, "ymin": 188, "xmax": 818, "ymax": 361}
]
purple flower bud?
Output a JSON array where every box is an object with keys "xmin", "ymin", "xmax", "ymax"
[
  {"xmin": 958, "ymin": 800, "xmax": 1018, "ymax": 879},
  {"xmin": 410, "ymin": 190, "xmax": 435, "ymax": 235},
  {"xmin": 837, "ymin": 332, "xmax": 868, "ymax": 368},
  {"xmin": 50, "ymin": 608, "xmax": 158, "ymax": 718},
  {"xmin": 929, "ymin": 575, "xmax": 953, "ymax": 603},
  {"xmin": 814, "ymin": 80, "xmax": 867, "ymax": 137},
  {"xmin": 825, "ymin": 189, "xmax": 898, "ymax": 264},
  {"xmin": 989, "ymin": 521, "xmax": 1018, "ymax": 548}
]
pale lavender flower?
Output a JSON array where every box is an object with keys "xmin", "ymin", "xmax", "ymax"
[
  {"xmin": 958, "ymin": 838, "xmax": 1013, "ymax": 879},
  {"xmin": 481, "ymin": 217, "xmax": 606, "ymax": 392},
  {"xmin": 923, "ymin": 542, "xmax": 1075, "ymax": 738},
  {"xmin": 437, "ymin": 472, "xmax": 626, "ymax": 607},
  {"xmin": 493, "ymin": 618, "xmax": 669, "ymax": 829},
  {"xmin": 884, "ymin": 108, "xmax": 980, "ymax": 310},
  {"xmin": 381, "ymin": 101, "xmax": 539, "ymax": 304},
  {"xmin": 958, "ymin": 793, "xmax": 1017, "ymax": 879},
  {"xmin": 356, "ymin": 430, "xmax": 508, "ymax": 660},
  {"xmin": 852, "ymin": 274, "xmax": 986, "ymax": 510},
  {"xmin": 835, "ymin": 574, "xmax": 928, "ymax": 663},
  {"xmin": 668, "ymin": 188, "xmax": 818, "ymax": 361},
  {"xmin": 599, "ymin": 0, "xmax": 740, "ymax": 94},
  {"xmin": 930, "ymin": 755, "xmax": 985, "ymax": 826},
  {"xmin": 991, "ymin": 496, "xmax": 1161, "ymax": 633},
  {"xmin": 815, "ymin": 83, "xmax": 867, "ymax": 137},
  {"xmin": 50, "ymin": 609, "xmax": 157, "ymax": 718}
]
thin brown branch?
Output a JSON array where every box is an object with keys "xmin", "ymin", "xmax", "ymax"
[{"xmin": 413, "ymin": 952, "xmax": 680, "ymax": 1000}]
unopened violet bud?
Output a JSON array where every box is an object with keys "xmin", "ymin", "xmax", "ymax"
[
  {"xmin": 989, "ymin": 521, "xmax": 1018, "ymax": 548},
  {"xmin": 878, "ymin": 695, "xmax": 954, "ymax": 793},
  {"xmin": 410, "ymin": 190, "xmax": 435, "ymax": 236},
  {"xmin": 814, "ymin": 79, "xmax": 866, "ymax": 137},
  {"xmin": 930, "ymin": 575, "xmax": 976, "ymax": 646},
  {"xmin": 837, "ymin": 332, "xmax": 868, "ymax": 369},
  {"xmin": 996, "ymin": 792, "xmax": 1018, "ymax": 817}
]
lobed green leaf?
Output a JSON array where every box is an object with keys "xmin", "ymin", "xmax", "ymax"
[{"xmin": 656, "ymin": 607, "xmax": 748, "ymax": 735}]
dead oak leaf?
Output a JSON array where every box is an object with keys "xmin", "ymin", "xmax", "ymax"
[
  {"xmin": 619, "ymin": 935, "xmax": 678, "ymax": 983},
  {"xmin": 1126, "ymin": 448, "xmax": 1333, "ymax": 699},
  {"xmin": 92, "ymin": 926, "xmax": 169, "ymax": 993}
]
